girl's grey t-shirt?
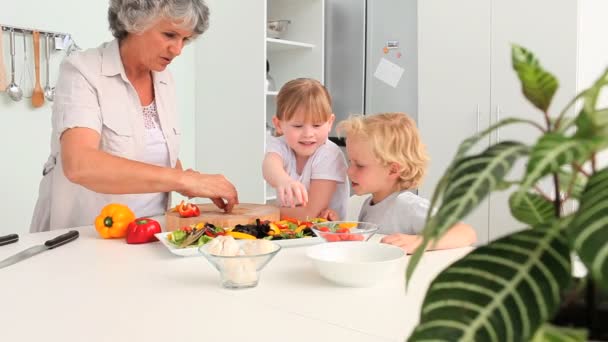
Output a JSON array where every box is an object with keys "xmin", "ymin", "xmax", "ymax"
[{"xmin": 358, "ymin": 190, "xmax": 430, "ymax": 235}]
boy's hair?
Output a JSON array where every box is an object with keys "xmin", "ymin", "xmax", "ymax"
[
  {"xmin": 275, "ymin": 78, "xmax": 332, "ymax": 124},
  {"xmin": 337, "ymin": 113, "xmax": 429, "ymax": 190}
]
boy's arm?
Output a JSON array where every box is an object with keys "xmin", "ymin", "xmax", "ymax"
[
  {"xmin": 279, "ymin": 179, "xmax": 337, "ymax": 220},
  {"xmin": 381, "ymin": 222, "xmax": 477, "ymax": 254},
  {"xmin": 430, "ymin": 222, "xmax": 477, "ymax": 250}
]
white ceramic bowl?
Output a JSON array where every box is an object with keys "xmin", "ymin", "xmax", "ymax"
[{"xmin": 306, "ymin": 241, "xmax": 406, "ymax": 287}]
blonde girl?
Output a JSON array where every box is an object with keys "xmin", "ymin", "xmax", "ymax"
[{"xmin": 262, "ymin": 78, "xmax": 349, "ymax": 220}]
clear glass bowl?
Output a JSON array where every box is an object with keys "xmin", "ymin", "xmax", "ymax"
[
  {"xmin": 310, "ymin": 221, "xmax": 379, "ymax": 243},
  {"xmin": 199, "ymin": 240, "xmax": 281, "ymax": 289}
]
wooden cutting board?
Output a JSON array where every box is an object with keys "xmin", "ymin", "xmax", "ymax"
[{"xmin": 164, "ymin": 203, "xmax": 280, "ymax": 231}]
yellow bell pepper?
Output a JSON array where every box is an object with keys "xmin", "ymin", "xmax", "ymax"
[
  {"xmin": 268, "ymin": 223, "xmax": 281, "ymax": 235},
  {"xmin": 226, "ymin": 231, "xmax": 257, "ymax": 240},
  {"xmin": 294, "ymin": 224, "xmax": 307, "ymax": 234},
  {"xmin": 94, "ymin": 203, "xmax": 135, "ymax": 239},
  {"xmin": 338, "ymin": 222, "xmax": 357, "ymax": 229}
]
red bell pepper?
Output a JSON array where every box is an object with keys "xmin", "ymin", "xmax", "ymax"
[
  {"xmin": 126, "ymin": 218, "xmax": 162, "ymax": 244},
  {"xmin": 176, "ymin": 201, "xmax": 200, "ymax": 218}
]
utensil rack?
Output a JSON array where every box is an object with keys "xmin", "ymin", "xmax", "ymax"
[
  {"xmin": 1, "ymin": 24, "xmax": 80, "ymax": 51},
  {"xmin": 1, "ymin": 24, "xmax": 67, "ymax": 38}
]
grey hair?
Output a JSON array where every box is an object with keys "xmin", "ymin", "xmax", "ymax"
[{"xmin": 108, "ymin": 0, "xmax": 210, "ymax": 40}]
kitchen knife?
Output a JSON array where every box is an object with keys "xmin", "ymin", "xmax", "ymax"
[
  {"xmin": 0, "ymin": 234, "xmax": 19, "ymax": 246},
  {"xmin": 0, "ymin": 230, "xmax": 79, "ymax": 269}
]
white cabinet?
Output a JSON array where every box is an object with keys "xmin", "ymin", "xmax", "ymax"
[
  {"xmin": 195, "ymin": 0, "xmax": 324, "ymax": 204},
  {"xmin": 418, "ymin": 0, "xmax": 578, "ymax": 244}
]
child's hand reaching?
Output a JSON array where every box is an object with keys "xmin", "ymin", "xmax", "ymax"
[
  {"xmin": 277, "ymin": 178, "xmax": 309, "ymax": 208},
  {"xmin": 381, "ymin": 234, "xmax": 424, "ymax": 254},
  {"xmin": 319, "ymin": 208, "xmax": 339, "ymax": 221}
]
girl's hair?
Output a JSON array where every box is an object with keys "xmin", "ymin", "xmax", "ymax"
[
  {"xmin": 275, "ymin": 78, "xmax": 332, "ymax": 124},
  {"xmin": 337, "ymin": 113, "xmax": 429, "ymax": 190},
  {"xmin": 108, "ymin": 0, "xmax": 210, "ymax": 40}
]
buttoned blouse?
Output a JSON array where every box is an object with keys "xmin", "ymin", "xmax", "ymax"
[{"xmin": 30, "ymin": 39, "xmax": 181, "ymax": 231}]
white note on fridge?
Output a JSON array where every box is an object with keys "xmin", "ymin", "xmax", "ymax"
[{"xmin": 373, "ymin": 57, "xmax": 404, "ymax": 88}]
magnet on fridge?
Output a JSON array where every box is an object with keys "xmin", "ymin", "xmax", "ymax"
[
  {"xmin": 383, "ymin": 46, "xmax": 389, "ymax": 54},
  {"xmin": 396, "ymin": 52, "xmax": 402, "ymax": 58}
]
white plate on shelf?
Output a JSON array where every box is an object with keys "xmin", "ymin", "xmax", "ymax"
[{"xmin": 155, "ymin": 232, "xmax": 323, "ymax": 257}]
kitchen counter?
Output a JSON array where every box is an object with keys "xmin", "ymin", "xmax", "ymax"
[{"xmin": 0, "ymin": 221, "xmax": 472, "ymax": 342}]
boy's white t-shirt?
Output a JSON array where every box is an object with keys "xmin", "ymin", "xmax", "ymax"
[
  {"xmin": 266, "ymin": 135, "xmax": 349, "ymax": 219},
  {"xmin": 358, "ymin": 190, "xmax": 430, "ymax": 235}
]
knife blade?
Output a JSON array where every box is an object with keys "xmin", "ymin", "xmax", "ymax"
[
  {"xmin": 0, "ymin": 230, "xmax": 79, "ymax": 269},
  {"xmin": 0, "ymin": 234, "xmax": 19, "ymax": 246}
]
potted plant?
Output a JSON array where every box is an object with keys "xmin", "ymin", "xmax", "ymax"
[{"xmin": 406, "ymin": 45, "xmax": 608, "ymax": 341}]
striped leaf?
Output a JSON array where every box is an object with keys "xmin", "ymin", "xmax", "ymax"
[
  {"xmin": 569, "ymin": 167, "xmax": 608, "ymax": 289},
  {"xmin": 513, "ymin": 133, "xmax": 594, "ymax": 206},
  {"xmin": 557, "ymin": 168, "xmax": 587, "ymax": 200},
  {"xmin": 530, "ymin": 323, "xmax": 587, "ymax": 342},
  {"xmin": 509, "ymin": 192, "xmax": 555, "ymax": 225},
  {"xmin": 512, "ymin": 44, "xmax": 559, "ymax": 112},
  {"xmin": 427, "ymin": 118, "xmax": 539, "ymax": 221},
  {"xmin": 408, "ymin": 142, "xmax": 528, "ymax": 284},
  {"xmin": 408, "ymin": 222, "xmax": 572, "ymax": 342}
]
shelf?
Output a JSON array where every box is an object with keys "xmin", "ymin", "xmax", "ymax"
[
  {"xmin": 266, "ymin": 37, "xmax": 315, "ymax": 51},
  {"xmin": 266, "ymin": 91, "xmax": 279, "ymax": 96}
]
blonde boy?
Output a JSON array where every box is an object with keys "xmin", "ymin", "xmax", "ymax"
[{"xmin": 327, "ymin": 113, "xmax": 476, "ymax": 253}]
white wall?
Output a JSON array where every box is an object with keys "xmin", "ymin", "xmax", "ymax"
[
  {"xmin": 578, "ymin": 0, "xmax": 608, "ymax": 168},
  {"xmin": 0, "ymin": 1, "xmax": 196, "ymax": 234}
]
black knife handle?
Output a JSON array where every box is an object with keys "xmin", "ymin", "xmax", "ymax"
[
  {"xmin": 45, "ymin": 230, "xmax": 79, "ymax": 249},
  {"xmin": 0, "ymin": 234, "xmax": 19, "ymax": 246}
]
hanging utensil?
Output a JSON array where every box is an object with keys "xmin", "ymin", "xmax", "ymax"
[
  {"xmin": 0, "ymin": 234, "xmax": 19, "ymax": 246},
  {"xmin": 43, "ymin": 33, "xmax": 54, "ymax": 101},
  {"xmin": 31, "ymin": 31, "xmax": 44, "ymax": 107},
  {"xmin": 0, "ymin": 230, "xmax": 79, "ymax": 269},
  {"xmin": 0, "ymin": 26, "xmax": 8, "ymax": 91},
  {"xmin": 6, "ymin": 29, "xmax": 23, "ymax": 101},
  {"xmin": 20, "ymin": 32, "xmax": 33, "ymax": 98}
]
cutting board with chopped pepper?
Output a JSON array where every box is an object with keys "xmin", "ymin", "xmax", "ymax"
[{"xmin": 165, "ymin": 203, "xmax": 280, "ymax": 231}]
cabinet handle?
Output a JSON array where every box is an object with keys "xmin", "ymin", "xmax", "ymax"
[
  {"xmin": 476, "ymin": 105, "xmax": 480, "ymax": 133},
  {"xmin": 496, "ymin": 105, "xmax": 501, "ymax": 143}
]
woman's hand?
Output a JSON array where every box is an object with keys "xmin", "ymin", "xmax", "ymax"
[
  {"xmin": 178, "ymin": 169, "xmax": 239, "ymax": 213},
  {"xmin": 276, "ymin": 178, "xmax": 308, "ymax": 208},
  {"xmin": 319, "ymin": 208, "xmax": 339, "ymax": 221},
  {"xmin": 381, "ymin": 234, "xmax": 424, "ymax": 254}
]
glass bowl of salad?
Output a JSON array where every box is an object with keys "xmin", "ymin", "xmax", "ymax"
[{"xmin": 310, "ymin": 221, "xmax": 379, "ymax": 243}]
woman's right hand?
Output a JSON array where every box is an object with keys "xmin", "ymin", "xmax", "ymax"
[
  {"xmin": 178, "ymin": 170, "xmax": 239, "ymax": 212},
  {"xmin": 276, "ymin": 178, "xmax": 308, "ymax": 208}
]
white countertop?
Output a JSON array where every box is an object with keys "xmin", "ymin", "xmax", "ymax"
[{"xmin": 0, "ymin": 221, "xmax": 472, "ymax": 342}]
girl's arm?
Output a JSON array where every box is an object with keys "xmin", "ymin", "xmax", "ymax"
[
  {"xmin": 381, "ymin": 222, "xmax": 477, "ymax": 254},
  {"xmin": 262, "ymin": 152, "xmax": 308, "ymax": 207},
  {"xmin": 279, "ymin": 179, "xmax": 337, "ymax": 220}
]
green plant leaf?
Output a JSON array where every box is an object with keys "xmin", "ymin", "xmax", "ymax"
[
  {"xmin": 530, "ymin": 323, "xmax": 587, "ymax": 342},
  {"xmin": 513, "ymin": 133, "xmax": 595, "ymax": 206},
  {"xmin": 408, "ymin": 222, "xmax": 571, "ymax": 342},
  {"xmin": 407, "ymin": 142, "xmax": 528, "ymax": 285},
  {"xmin": 509, "ymin": 192, "xmax": 555, "ymax": 225},
  {"xmin": 575, "ymin": 108, "xmax": 608, "ymax": 150},
  {"xmin": 569, "ymin": 167, "xmax": 608, "ymax": 289},
  {"xmin": 557, "ymin": 168, "xmax": 587, "ymax": 200},
  {"xmin": 512, "ymin": 44, "xmax": 559, "ymax": 112},
  {"xmin": 426, "ymin": 118, "xmax": 540, "ymax": 221}
]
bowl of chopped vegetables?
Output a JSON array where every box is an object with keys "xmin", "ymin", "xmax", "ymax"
[{"xmin": 310, "ymin": 221, "xmax": 379, "ymax": 242}]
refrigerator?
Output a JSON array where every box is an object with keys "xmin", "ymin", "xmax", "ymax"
[{"xmin": 325, "ymin": 0, "xmax": 418, "ymax": 138}]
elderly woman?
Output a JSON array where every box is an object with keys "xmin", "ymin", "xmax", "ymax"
[{"xmin": 31, "ymin": 0, "xmax": 238, "ymax": 232}]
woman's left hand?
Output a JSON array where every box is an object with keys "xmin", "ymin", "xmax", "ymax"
[{"xmin": 381, "ymin": 233, "xmax": 424, "ymax": 254}]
